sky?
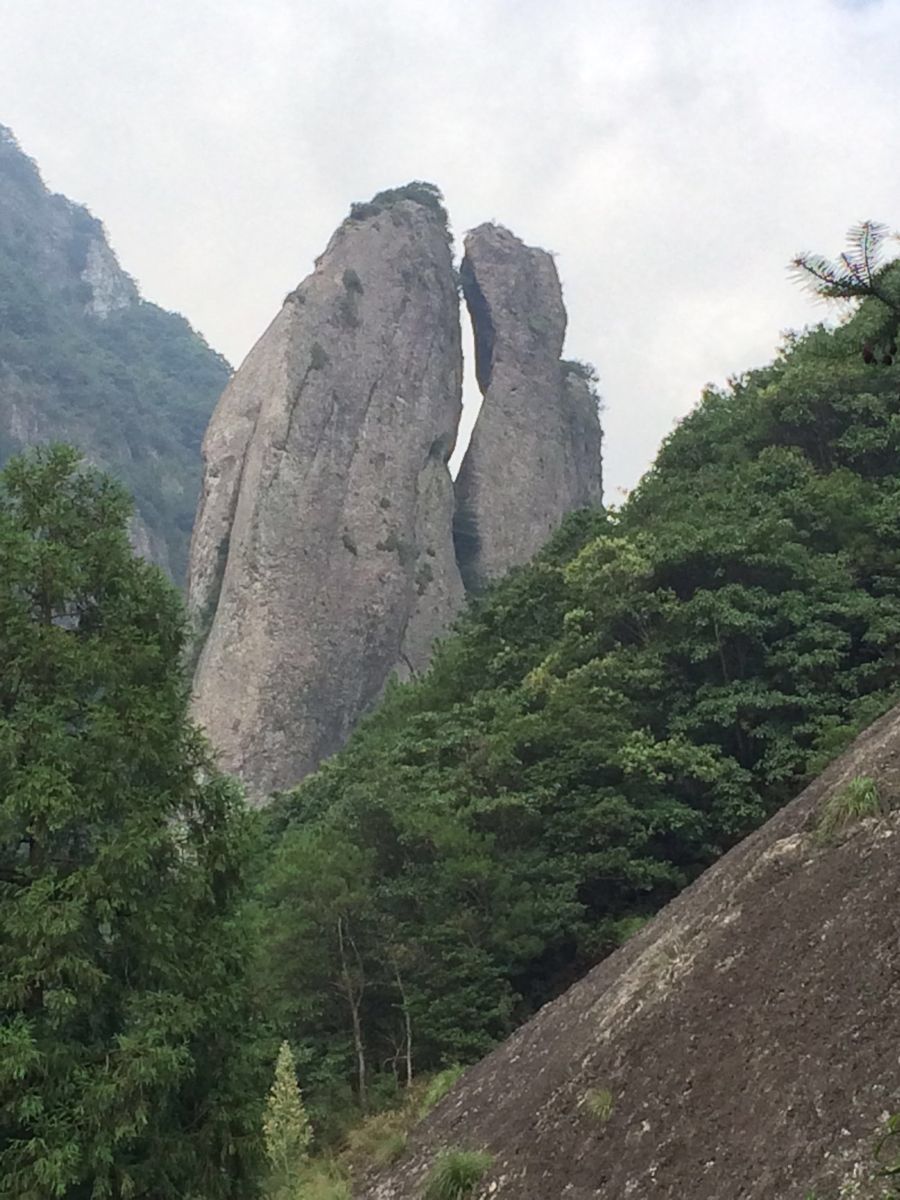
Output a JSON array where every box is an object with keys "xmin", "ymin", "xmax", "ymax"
[{"xmin": 2, "ymin": 0, "xmax": 899, "ymax": 498}]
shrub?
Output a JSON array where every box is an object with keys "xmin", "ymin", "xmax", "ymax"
[
  {"xmin": 424, "ymin": 1149, "xmax": 492, "ymax": 1200},
  {"xmin": 348, "ymin": 182, "xmax": 449, "ymax": 238}
]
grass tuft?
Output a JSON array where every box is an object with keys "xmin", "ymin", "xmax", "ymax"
[
  {"xmin": 418, "ymin": 1065, "xmax": 464, "ymax": 1118},
  {"xmin": 583, "ymin": 1087, "xmax": 614, "ymax": 1122},
  {"xmin": 423, "ymin": 1149, "xmax": 492, "ymax": 1200},
  {"xmin": 817, "ymin": 775, "xmax": 884, "ymax": 843}
]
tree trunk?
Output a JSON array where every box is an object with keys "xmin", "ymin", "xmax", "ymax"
[{"xmin": 337, "ymin": 915, "xmax": 368, "ymax": 1110}]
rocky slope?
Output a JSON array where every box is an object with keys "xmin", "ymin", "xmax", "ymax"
[
  {"xmin": 454, "ymin": 224, "xmax": 603, "ymax": 591},
  {"xmin": 189, "ymin": 185, "xmax": 464, "ymax": 799},
  {"xmin": 0, "ymin": 125, "xmax": 231, "ymax": 580},
  {"xmin": 359, "ymin": 704, "xmax": 900, "ymax": 1199}
]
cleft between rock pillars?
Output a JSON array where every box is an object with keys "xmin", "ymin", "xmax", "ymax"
[{"xmin": 188, "ymin": 192, "xmax": 605, "ymax": 801}]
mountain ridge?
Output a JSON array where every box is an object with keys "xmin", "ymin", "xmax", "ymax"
[{"xmin": 0, "ymin": 123, "xmax": 231, "ymax": 581}]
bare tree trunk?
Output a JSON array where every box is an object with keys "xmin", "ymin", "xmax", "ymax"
[
  {"xmin": 393, "ymin": 962, "xmax": 414, "ymax": 1088},
  {"xmin": 337, "ymin": 915, "xmax": 368, "ymax": 1110}
]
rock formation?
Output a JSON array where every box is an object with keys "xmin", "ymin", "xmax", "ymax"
[
  {"xmin": 454, "ymin": 224, "xmax": 603, "ymax": 591},
  {"xmin": 189, "ymin": 186, "xmax": 464, "ymax": 799},
  {"xmin": 359, "ymin": 704, "xmax": 900, "ymax": 1199},
  {"xmin": 0, "ymin": 125, "xmax": 231, "ymax": 582}
]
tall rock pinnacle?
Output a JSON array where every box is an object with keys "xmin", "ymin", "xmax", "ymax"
[
  {"xmin": 188, "ymin": 185, "xmax": 464, "ymax": 799},
  {"xmin": 454, "ymin": 224, "xmax": 603, "ymax": 591}
]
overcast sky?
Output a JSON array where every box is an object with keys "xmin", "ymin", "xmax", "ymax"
[{"xmin": 2, "ymin": 0, "xmax": 899, "ymax": 497}]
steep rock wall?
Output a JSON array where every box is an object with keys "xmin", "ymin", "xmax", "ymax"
[
  {"xmin": 189, "ymin": 195, "xmax": 464, "ymax": 798},
  {"xmin": 454, "ymin": 224, "xmax": 603, "ymax": 591}
]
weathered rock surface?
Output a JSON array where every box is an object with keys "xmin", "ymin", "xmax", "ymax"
[
  {"xmin": 454, "ymin": 224, "xmax": 603, "ymax": 591},
  {"xmin": 189, "ymin": 191, "xmax": 464, "ymax": 799},
  {"xmin": 360, "ymin": 704, "xmax": 900, "ymax": 1199}
]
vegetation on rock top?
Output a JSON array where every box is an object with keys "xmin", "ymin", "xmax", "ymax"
[{"xmin": 348, "ymin": 181, "xmax": 450, "ymax": 232}]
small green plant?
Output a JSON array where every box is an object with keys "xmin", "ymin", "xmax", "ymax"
[
  {"xmin": 289, "ymin": 1165, "xmax": 350, "ymax": 1200},
  {"xmin": 342, "ymin": 1106, "xmax": 410, "ymax": 1171},
  {"xmin": 424, "ymin": 1149, "xmax": 492, "ymax": 1200},
  {"xmin": 418, "ymin": 1065, "xmax": 465, "ymax": 1117},
  {"xmin": 583, "ymin": 1087, "xmax": 614, "ymax": 1122},
  {"xmin": 875, "ymin": 1113, "xmax": 900, "ymax": 1185},
  {"xmin": 375, "ymin": 1130, "xmax": 407, "ymax": 1166},
  {"xmin": 817, "ymin": 775, "xmax": 884, "ymax": 843}
]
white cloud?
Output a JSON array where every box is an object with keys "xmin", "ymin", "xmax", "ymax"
[{"xmin": 1, "ymin": 0, "xmax": 899, "ymax": 495}]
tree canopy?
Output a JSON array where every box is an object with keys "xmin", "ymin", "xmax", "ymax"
[{"xmin": 0, "ymin": 446, "xmax": 262, "ymax": 1198}]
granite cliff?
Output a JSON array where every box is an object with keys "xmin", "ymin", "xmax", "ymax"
[
  {"xmin": 358, "ymin": 703, "xmax": 900, "ymax": 1200},
  {"xmin": 0, "ymin": 125, "xmax": 231, "ymax": 581},
  {"xmin": 454, "ymin": 224, "xmax": 603, "ymax": 590},
  {"xmin": 189, "ymin": 185, "xmax": 465, "ymax": 798}
]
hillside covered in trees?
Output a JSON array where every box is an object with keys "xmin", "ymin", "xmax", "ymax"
[
  {"xmin": 0, "ymin": 126, "xmax": 231, "ymax": 581},
  {"xmin": 257, "ymin": 231, "xmax": 900, "ymax": 1148}
]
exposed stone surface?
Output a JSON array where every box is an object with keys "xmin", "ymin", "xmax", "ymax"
[
  {"xmin": 359, "ymin": 704, "xmax": 900, "ymax": 1199},
  {"xmin": 189, "ymin": 193, "xmax": 464, "ymax": 799},
  {"xmin": 81, "ymin": 236, "xmax": 135, "ymax": 318},
  {"xmin": 454, "ymin": 224, "xmax": 603, "ymax": 591}
]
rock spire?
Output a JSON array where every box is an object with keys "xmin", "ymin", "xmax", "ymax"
[
  {"xmin": 454, "ymin": 223, "xmax": 603, "ymax": 591},
  {"xmin": 188, "ymin": 186, "xmax": 464, "ymax": 799}
]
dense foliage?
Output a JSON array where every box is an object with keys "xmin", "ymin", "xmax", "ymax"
[
  {"xmin": 0, "ymin": 447, "xmax": 262, "ymax": 1198},
  {"xmin": 257, "ymin": 256, "xmax": 900, "ymax": 1138},
  {"xmin": 0, "ymin": 126, "xmax": 231, "ymax": 583}
]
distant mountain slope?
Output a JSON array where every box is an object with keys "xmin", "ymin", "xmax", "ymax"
[
  {"xmin": 359, "ymin": 701, "xmax": 900, "ymax": 1199},
  {"xmin": 0, "ymin": 125, "xmax": 231, "ymax": 581}
]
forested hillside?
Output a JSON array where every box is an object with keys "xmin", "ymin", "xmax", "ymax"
[
  {"xmin": 0, "ymin": 126, "xmax": 231, "ymax": 581},
  {"xmin": 257, "ymin": 232, "xmax": 900, "ymax": 1145}
]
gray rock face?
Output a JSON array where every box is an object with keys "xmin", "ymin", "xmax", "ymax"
[
  {"xmin": 189, "ymin": 195, "xmax": 464, "ymax": 799},
  {"xmin": 454, "ymin": 224, "xmax": 603, "ymax": 591}
]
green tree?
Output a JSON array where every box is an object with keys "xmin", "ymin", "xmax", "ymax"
[
  {"xmin": 0, "ymin": 446, "xmax": 262, "ymax": 1198},
  {"xmin": 263, "ymin": 1042, "xmax": 312, "ymax": 1198}
]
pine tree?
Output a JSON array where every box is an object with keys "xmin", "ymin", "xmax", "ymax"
[
  {"xmin": 0, "ymin": 446, "xmax": 263, "ymax": 1198},
  {"xmin": 791, "ymin": 220, "xmax": 900, "ymax": 365},
  {"xmin": 263, "ymin": 1041, "xmax": 312, "ymax": 1195}
]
